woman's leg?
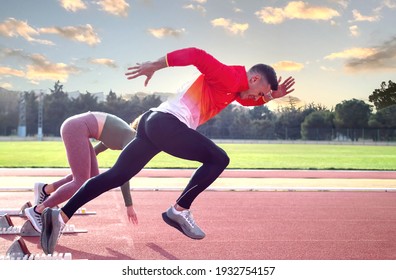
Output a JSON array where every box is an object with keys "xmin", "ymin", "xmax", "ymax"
[
  {"xmin": 41, "ymin": 123, "xmax": 97, "ymax": 209},
  {"xmin": 61, "ymin": 112, "xmax": 160, "ymax": 219}
]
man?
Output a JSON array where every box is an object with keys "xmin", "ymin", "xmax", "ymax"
[{"xmin": 40, "ymin": 47, "xmax": 295, "ymax": 254}]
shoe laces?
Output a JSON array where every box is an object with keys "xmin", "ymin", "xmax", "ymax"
[
  {"xmin": 39, "ymin": 191, "xmax": 49, "ymax": 204},
  {"xmin": 32, "ymin": 208, "xmax": 42, "ymax": 227},
  {"xmin": 180, "ymin": 210, "xmax": 196, "ymax": 228}
]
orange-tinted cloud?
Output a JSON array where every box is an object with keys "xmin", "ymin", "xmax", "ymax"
[
  {"xmin": 0, "ymin": 66, "xmax": 25, "ymax": 77},
  {"xmin": 39, "ymin": 24, "xmax": 101, "ymax": 46},
  {"xmin": 255, "ymin": 1, "xmax": 340, "ymax": 24},
  {"xmin": 59, "ymin": 0, "xmax": 87, "ymax": 12},
  {"xmin": 0, "ymin": 18, "xmax": 54, "ymax": 45},
  {"xmin": 211, "ymin": 18, "xmax": 249, "ymax": 35},
  {"xmin": 97, "ymin": 0, "xmax": 129, "ymax": 17},
  {"xmin": 273, "ymin": 61, "xmax": 304, "ymax": 72},
  {"xmin": 89, "ymin": 58, "xmax": 118, "ymax": 68},
  {"xmin": 148, "ymin": 27, "xmax": 186, "ymax": 38}
]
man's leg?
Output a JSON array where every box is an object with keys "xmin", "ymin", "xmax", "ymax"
[
  {"xmin": 145, "ymin": 112, "xmax": 229, "ymax": 239},
  {"xmin": 146, "ymin": 111, "xmax": 229, "ymax": 208}
]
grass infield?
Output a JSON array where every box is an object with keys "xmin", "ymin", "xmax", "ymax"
[{"xmin": 0, "ymin": 141, "xmax": 395, "ymax": 170}]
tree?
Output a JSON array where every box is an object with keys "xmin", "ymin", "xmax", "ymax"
[
  {"xmin": 230, "ymin": 107, "xmax": 252, "ymax": 139},
  {"xmin": 368, "ymin": 104, "xmax": 396, "ymax": 141},
  {"xmin": 274, "ymin": 105, "xmax": 315, "ymax": 140},
  {"xmin": 301, "ymin": 110, "xmax": 334, "ymax": 140},
  {"xmin": 24, "ymin": 91, "xmax": 39, "ymax": 136},
  {"xmin": 249, "ymin": 105, "xmax": 275, "ymax": 121},
  {"xmin": 334, "ymin": 99, "xmax": 372, "ymax": 141},
  {"xmin": 0, "ymin": 91, "xmax": 18, "ymax": 135},
  {"xmin": 44, "ymin": 81, "xmax": 70, "ymax": 136},
  {"xmin": 69, "ymin": 91, "xmax": 100, "ymax": 116},
  {"xmin": 369, "ymin": 80, "xmax": 396, "ymax": 110}
]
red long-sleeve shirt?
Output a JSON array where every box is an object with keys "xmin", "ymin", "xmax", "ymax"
[{"xmin": 152, "ymin": 47, "xmax": 266, "ymax": 129}]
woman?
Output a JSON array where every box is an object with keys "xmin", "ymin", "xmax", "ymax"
[{"xmin": 25, "ymin": 111, "xmax": 140, "ymax": 232}]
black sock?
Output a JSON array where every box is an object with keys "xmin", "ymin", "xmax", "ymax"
[
  {"xmin": 42, "ymin": 184, "xmax": 48, "ymax": 196},
  {"xmin": 33, "ymin": 205, "xmax": 40, "ymax": 214}
]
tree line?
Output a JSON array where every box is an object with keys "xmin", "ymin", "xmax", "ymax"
[{"xmin": 0, "ymin": 80, "xmax": 395, "ymax": 141}]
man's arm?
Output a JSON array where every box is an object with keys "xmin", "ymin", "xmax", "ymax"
[{"xmin": 125, "ymin": 47, "xmax": 229, "ymax": 86}]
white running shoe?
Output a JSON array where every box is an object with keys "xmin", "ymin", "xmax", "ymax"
[
  {"xmin": 34, "ymin": 182, "xmax": 49, "ymax": 205},
  {"xmin": 25, "ymin": 206, "xmax": 42, "ymax": 233},
  {"xmin": 162, "ymin": 206, "xmax": 205, "ymax": 240}
]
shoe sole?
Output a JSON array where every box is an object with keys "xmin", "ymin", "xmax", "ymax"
[
  {"xmin": 161, "ymin": 212, "xmax": 204, "ymax": 240},
  {"xmin": 41, "ymin": 208, "xmax": 53, "ymax": 254}
]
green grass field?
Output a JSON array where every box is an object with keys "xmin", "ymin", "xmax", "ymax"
[{"xmin": 1, "ymin": 141, "xmax": 395, "ymax": 170}]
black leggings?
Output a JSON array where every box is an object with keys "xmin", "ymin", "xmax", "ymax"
[{"xmin": 62, "ymin": 111, "xmax": 230, "ymax": 219}]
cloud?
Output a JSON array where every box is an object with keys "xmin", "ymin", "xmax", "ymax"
[
  {"xmin": 0, "ymin": 18, "xmax": 54, "ymax": 45},
  {"xmin": 39, "ymin": 24, "xmax": 101, "ymax": 46},
  {"xmin": 272, "ymin": 61, "xmax": 304, "ymax": 71},
  {"xmin": 345, "ymin": 37, "xmax": 396, "ymax": 72},
  {"xmin": 255, "ymin": 1, "xmax": 340, "ymax": 24},
  {"xmin": 96, "ymin": 0, "xmax": 129, "ymax": 17},
  {"xmin": 350, "ymin": 9, "xmax": 380, "ymax": 22},
  {"xmin": 320, "ymin": 66, "xmax": 336, "ymax": 72},
  {"xmin": 0, "ymin": 18, "xmax": 100, "ymax": 46},
  {"xmin": 25, "ymin": 54, "xmax": 80, "ymax": 82},
  {"xmin": 183, "ymin": 4, "xmax": 206, "ymax": 14},
  {"xmin": 330, "ymin": 0, "xmax": 349, "ymax": 9},
  {"xmin": 349, "ymin": 25, "xmax": 359, "ymax": 37},
  {"xmin": 148, "ymin": 27, "xmax": 186, "ymax": 39},
  {"xmin": 349, "ymin": 1, "xmax": 396, "ymax": 23},
  {"xmin": 89, "ymin": 58, "xmax": 118, "ymax": 68},
  {"xmin": 383, "ymin": 0, "xmax": 396, "ymax": 8},
  {"xmin": 324, "ymin": 38, "xmax": 396, "ymax": 72},
  {"xmin": 211, "ymin": 18, "xmax": 249, "ymax": 35},
  {"xmin": 0, "ymin": 48, "xmax": 80, "ymax": 82},
  {"xmin": 59, "ymin": 0, "xmax": 87, "ymax": 12},
  {"xmin": 0, "ymin": 66, "xmax": 25, "ymax": 77},
  {"xmin": 0, "ymin": 82, "xmax": 13, "ymax": 89},
  {"xmin": 192, "ymin": 0, "xmax": 206, "ymax": 3},
  {"xmin": 324, "ymin": 47, "xmax": 377, "ymax": 60}
]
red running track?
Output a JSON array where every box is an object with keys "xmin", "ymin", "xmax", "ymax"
[{"xmin": 1, "ymin": 190, "xmax": 396, "ymax": 260}]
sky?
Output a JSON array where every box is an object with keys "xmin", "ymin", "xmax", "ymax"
[{"xmin": 1, "ymin": 0, "xmax": 396, "ymax": 109}]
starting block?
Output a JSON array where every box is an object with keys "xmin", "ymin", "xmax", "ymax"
[
  {"xmin": 0, "ymin": 237, "xmax": 73, "ymax": 260},
  {"xmin": 0, "ymin": 201, "xmax": 96, "ymax": 216},
  {"xmin": 0, "ymin": 201, "xmax": 32, "ymax": 217},
  {"xmin": 0, "ymin": 214, "xmax": 88, "ymax": 236}
]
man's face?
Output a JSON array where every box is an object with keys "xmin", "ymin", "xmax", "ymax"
[{"xmin": 239, "ymin": 74, "xmax": 272, "ymax": 101}]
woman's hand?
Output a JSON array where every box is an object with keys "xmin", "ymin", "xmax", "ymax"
[{"xmin": 126, "ymin": 205, "xmax": 138, "ymax": 225}]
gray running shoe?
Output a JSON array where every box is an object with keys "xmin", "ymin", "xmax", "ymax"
[
  {"xmin": 25, "ymin": 206, "xmax": 42, "ymax": 233},
  {"xmin": 162, "ymin": 206, "xmax": 205, "ymax": 240},
  {"xmin": 34, "ymin": 182, "xmax": 49, "ymax": 205},
  {"xmin": 41, "ymin": 208, "xmax": 65, "ymax": 254}
]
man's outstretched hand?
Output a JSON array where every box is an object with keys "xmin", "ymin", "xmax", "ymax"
[{"xmin": 271, "ymin": 76, "xmax": 295, "ymax": 99}]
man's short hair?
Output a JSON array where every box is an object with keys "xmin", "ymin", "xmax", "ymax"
[{"xmin": 249, "ymin": 64, "xmax": 278, "ymax": 91}]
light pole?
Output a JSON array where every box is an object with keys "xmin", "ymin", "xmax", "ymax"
[{"xmin": 38, "ymin": 92, "xmax": 43, "ymax": 141}]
